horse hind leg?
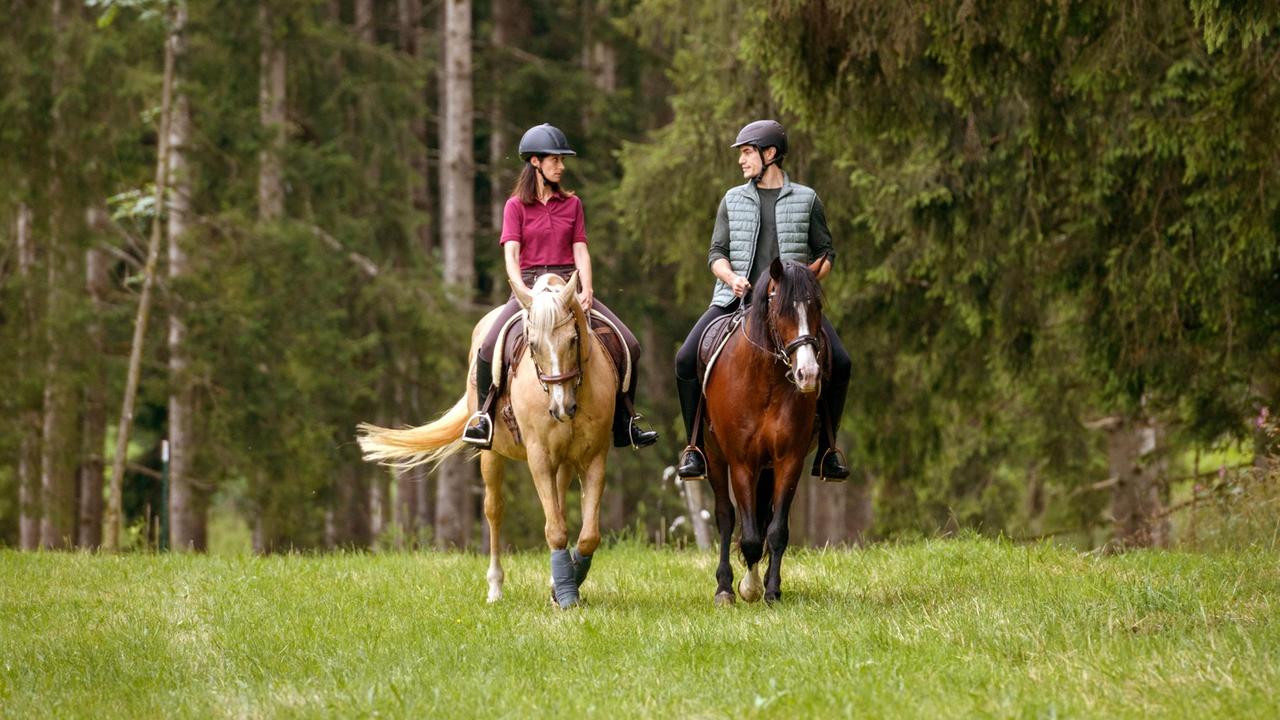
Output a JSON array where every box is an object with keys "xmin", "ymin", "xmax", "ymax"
[{"xmin": 481, "ymin": 451, "xmax": 506, "ymax": 603}]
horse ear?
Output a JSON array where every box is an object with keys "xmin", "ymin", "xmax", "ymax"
[
  {"xmin": 560, "ymin": 270, "xmax": 580, "ymax": 306},
  {"xmin": 808, "ymin": 253, "xmax": 828, "ymax": 277},
  {"xmin": 510, "ymin": 277, "xmax": 535, "ymax": 309},
  {"xmin": 769, "ymin": 257, "xmax": 784, "ymax": 282}
]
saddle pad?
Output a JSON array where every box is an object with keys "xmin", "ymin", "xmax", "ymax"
[{"xmin": 697, "ymin": 312, "xmax": 741, "ymax": 393}]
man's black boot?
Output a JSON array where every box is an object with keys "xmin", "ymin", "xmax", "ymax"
[
  {"xmin": 675, "ymin": 375, "xmax": 706, "ymax": 478},
  {"xmin": 811, "ymin": 377, "xmax": 850, "ymax": 480}
]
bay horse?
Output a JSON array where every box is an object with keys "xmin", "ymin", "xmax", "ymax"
[
  {"xmin": 703, "ymin": 256, "xmax": 826, "ymax": 605},
  {"xmin": 357, "ymin": 272, "xmax": 614, "ymax": 609}
]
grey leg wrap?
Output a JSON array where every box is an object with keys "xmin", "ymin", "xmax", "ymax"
[
  {"xmin": 550, "ymin": 549, "xmax": 580, "ymax": 609},
  {"xmin": 571, "ymin": 547, "xmax": 592, "ymax": 589}
]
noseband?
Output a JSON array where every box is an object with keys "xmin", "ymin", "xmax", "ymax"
[{"xmin": 524, "ymin": 306, "xmax": 584, "ymax": 392}]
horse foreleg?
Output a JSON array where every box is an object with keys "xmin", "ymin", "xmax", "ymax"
[
  {"xmin": 763, "ymin": 457, "xmax": 803, "ymax": 604},
  {"xmin": 731, "ymin": 461, "xmax": 765, "ymax": 603},
  {"xmin": 481, "ymin": 451, "xmax": 505, "ymax": 603},
  {"xmin": 707, "ymin": 456, "xmax": 736, "ymax": 606},
  {"xmin": 529, "ymin": 450, "xmax": 576, "ymax": 608},
  {"xmin": 572, "ymin": 452, "xmax": 606, "ymax": 590}
]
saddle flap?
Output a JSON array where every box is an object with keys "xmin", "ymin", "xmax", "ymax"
[{"xmin": 696, "ymin": 312, "xmax": 741, "ymax": 392}]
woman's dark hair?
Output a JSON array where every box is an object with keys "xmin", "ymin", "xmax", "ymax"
[{"xmin": 511, "ymin": 158, "xmax": 574, "ymax": 205}]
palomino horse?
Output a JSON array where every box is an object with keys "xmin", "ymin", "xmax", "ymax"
[
  {"xmin": 703, "ymin": 257, "xmax": 826, "ymax": 605},
  {"xmin": 357, "ymin": 272, "xmax": 615, "ymax": 609}
]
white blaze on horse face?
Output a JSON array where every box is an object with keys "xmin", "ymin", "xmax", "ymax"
[{"xmin": 793, "ymin": 301, "xmax": 820, "ymax": 393}]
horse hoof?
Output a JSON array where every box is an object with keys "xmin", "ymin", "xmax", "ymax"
[
  {"xmin": 487, "ymin": 589, "xmax": 503, "ymax": 603},
  {"xmin": 714, "ymin": 591, "xmax": 735, "ymax": 607},
  {"xmin": 765, "ymin": 591, "xmax": 781, "ymax": 605},
  {"xmin": 738, "ymin": 577, "xmax": 763, "ymax": 603}
]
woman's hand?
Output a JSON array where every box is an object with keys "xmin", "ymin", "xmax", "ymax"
[
  {"xmin": 577, "ymin": 287, "xmax": 594, "ymax": 312},
  {"xmin": 730, "ymin": 274, "xmax": 752, "ymax": 298}
]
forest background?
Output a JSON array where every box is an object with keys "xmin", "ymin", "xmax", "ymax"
[{"xmin": 1, "ymin": 0, "xmax": 1277, "ymax": 554}]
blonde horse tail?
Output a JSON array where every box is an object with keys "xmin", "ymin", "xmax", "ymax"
[{"xmin": 357, "ymin": 395, "xmax": 470, "ymax": 470}]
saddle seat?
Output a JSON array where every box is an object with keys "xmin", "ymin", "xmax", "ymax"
[{"xmin": 487, "ymin": 309, "xmax": 630, "ymax": 445}]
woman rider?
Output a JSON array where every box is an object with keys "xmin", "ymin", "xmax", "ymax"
[
  {"xmin": 462, "ymin": 123, "xmax": 658, "ymax": 450},
  {"xmin": 674, "ymin": 119, "xmax": 852, "ymax": 480}
]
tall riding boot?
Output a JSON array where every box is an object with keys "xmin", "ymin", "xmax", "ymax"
[
  {"xmin": 612, "ymin": 367, "xmax": 658, "ymax": 449},
  {"xmin": 462, "ymin": 358, "xmax": 495, "ymax": 449},
  {"xmin": 812, "ymin": 377, "xmax": 851, "ymax": 480},
  {"xmin": 675, "ymin": 374, "xmax": 706, "ymax": 478}
]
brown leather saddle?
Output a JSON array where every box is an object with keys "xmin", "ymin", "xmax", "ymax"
[
  {"xmin": 696, "ymin": 310, "xmax": 834, "ymax": 391},
  {"xmin": 492, "ymin": 312, "xmax": 629, "ymax": 445}
]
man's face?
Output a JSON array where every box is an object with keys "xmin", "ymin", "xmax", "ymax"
[{"xmin": 738, "ymin": 145, "xmax": 775, "ymax": 178}]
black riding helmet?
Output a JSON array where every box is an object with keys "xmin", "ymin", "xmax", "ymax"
[
  {"xmin": 519, "ymin": 123, "xmax": 577, "ymax": 160},
  {"xmin": 731, "ymin": 120, "xmax": 787, "ymax": 182}
]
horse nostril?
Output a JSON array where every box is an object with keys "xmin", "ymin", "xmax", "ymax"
[{"xmin": 566, "ymin": 402, "xmax": 577, "ymax": 419}]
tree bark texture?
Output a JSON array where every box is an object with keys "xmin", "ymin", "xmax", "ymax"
[
  {"xmin": 17, "ymin": 203, "xmax": 42, "ymax": 550},
  {"xmin": 434, "ymin": 455, "xmax": 473, "ymax": 549},
  {"xmin": 167, "ymin": 0, "xmax": 205, "ymax": 551},
  {"xmin": 77, "ymin": 246, "xmax": 111, "ymax": 549}
]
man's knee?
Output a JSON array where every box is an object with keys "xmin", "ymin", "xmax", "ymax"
[{"xmin": 675, "ymin": 344, "xmax": 697, "ymax": 382}]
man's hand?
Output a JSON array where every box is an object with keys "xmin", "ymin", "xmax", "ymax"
[
  {"xmin": 730, "ymin": 275, "xmax": 752, "ymax": 298},
  {"xmin": 577, "ymin": 287, "xmax": 594, "ymax": 312}
]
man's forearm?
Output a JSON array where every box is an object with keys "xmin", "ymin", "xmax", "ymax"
[{"xmin": 711, "ymin": 258, "xmax": 738, "ymax": 284}]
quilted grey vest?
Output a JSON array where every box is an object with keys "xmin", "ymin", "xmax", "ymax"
[{"xmin": 711, "ymin": 175, "xmax": 817, "ymax": 307}]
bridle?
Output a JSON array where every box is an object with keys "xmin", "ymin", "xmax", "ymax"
[
  {"xmin": 742, "ymin": 289, "xmax": 823, "ymax": 386},
  {"xmin": 524, "ymin": 304, "xmax": 584, "ymax": 393}
]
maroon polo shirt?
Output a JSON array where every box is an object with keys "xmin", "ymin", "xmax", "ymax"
[{"xmin": 500, "ymin": 194, "xmax": 587, "ymax": 268}]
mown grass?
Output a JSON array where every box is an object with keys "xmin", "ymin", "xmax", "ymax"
[{"xmin": 2, "ymin": 537, "xmax": 1277, "ymax": 718}]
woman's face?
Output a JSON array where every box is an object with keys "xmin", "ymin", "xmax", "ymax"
[{"xmin": 532, "ymin": 155, "xmax": 565, "ymax": 184}]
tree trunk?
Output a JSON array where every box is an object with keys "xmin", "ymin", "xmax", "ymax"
[
  {"xmin": 42, "ymin": 0, "xmax": 82, "ymax": 550},
  {"xmin": 16, "ymin": 203, "xmax": 42, "ymax": 550},
  {"xmin": 355, "ymin": 0, "xmax": 374, "ymax": 42},
  {"xmin": 1106, "ymin": 414, "xmax": 1169, "ymax": 549},
  {"xmin": 104, "ymin": 4, "xmax": 177, "ymax": 551},
  {"xmin": 77, "ymin": 246, "xmax": 111, "ymax": 549},
  {"xmin": 434, "ymin": 0, "xmax": 476, "ymax": 549},
  {"xmin": 397, "ymin": 0, "xmax": 432, "ymax": 252},
  {"xmin": 807, "ymin": 479, "xmax": 845, "ymax": 547},
  {"xmin": 845, "ymin": 474, "xmax": 874, "ymax": 546},
  {"xmin": 434, "ymin": 455, "xmax": 473, "ymax": 549},
  {"xmin": 167, "ymin": 0, "xmax": 205, "ymax": 552},
  {"xmin": 259, "ymin": 1, "xmax": 286, "ymax": 221},
  {"xmin": 488, "ymin": 0, "xmax": 513, "ymax": 241}
]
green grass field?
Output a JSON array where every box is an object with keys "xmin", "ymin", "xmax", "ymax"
[{"xmin": 2, "ymin": 537, "xmax": 1277, "ymax": 718}]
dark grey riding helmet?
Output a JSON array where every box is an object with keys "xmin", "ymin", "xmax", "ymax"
[
  {"xmin": 731, "ymin": 120, "xmax": 787, "ymax": 180},
  {"xmin": 518, "ymin": 123, "xmax": 577, "ymax": 160}
]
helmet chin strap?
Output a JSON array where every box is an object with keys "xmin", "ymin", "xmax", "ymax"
[
  {"xmin": 752, "ymin": 146, "xmax": 778, "ymax": 184},
  {"xmin": 532, "ymin": 159, "xmax": 555, "ymax": 195}
]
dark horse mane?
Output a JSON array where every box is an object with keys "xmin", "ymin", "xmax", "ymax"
[{"xmin": 744, "ymin": 259, "xmax": 824, "ymax": 348}]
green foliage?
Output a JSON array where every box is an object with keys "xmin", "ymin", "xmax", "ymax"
[{"xmin": 2, "ymin": 539, "xmax": 1279, "ymax": 716}]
